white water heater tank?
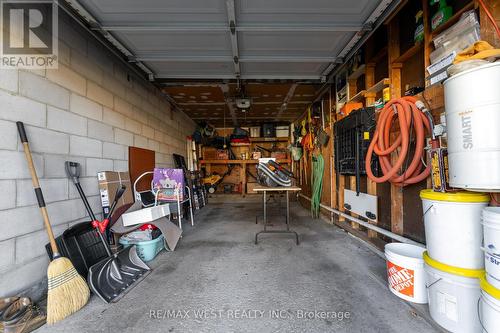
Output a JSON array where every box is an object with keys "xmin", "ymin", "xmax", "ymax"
[{"xmin": 444, "ymin": 62, "xmax": 500, "ymax": 192}]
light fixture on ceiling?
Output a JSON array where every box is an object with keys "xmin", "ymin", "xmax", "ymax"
[{"xmin": 236, "ymin": 98, "xmax": 251, "ymax": 109}]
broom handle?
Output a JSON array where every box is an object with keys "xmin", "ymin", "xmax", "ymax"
[{"xmin": 17, "ymin": 122, "xmax": 60, "ymax": 256}]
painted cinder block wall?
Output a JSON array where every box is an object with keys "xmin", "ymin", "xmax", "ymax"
[{"xmin": 0, "ymin": 11, "xmax": 196, "ymax": 297}]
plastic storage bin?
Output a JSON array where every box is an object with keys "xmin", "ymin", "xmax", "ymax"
[
  {"xmin": 119, "ymin": 234, "xmax": 165, "ymax": 262},
  {"xmin": 262, "ymin": 123, "xmax": 275, "ymax": 137},
  {"xmin": 276, "ymin": 126, "xmax": 289, "ymax": 137},
  {"xmin": 250, "ymin": 127, "xmax": 261, "ymax": 137}
]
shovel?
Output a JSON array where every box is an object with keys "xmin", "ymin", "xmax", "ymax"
[{"xmin": 65, "ymin": 162, "xmax": 151, "ymax": 303}]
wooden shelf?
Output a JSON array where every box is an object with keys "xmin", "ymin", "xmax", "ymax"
[
  {"xmin": 392, "ymin": 43, "xmax": 423, "ymax": 64},
  {"xmin": 347, "ymin": 90, "xmax": 366, "ymax": 104},
  {"xmin": 200, "ymin": 159, "xmax": 291, "ymax": 164},
  {"xmin": 345, "ymin": 78, "xmax": 390, "ymax": 104},
  {"xmin": 366, "ymin": 78, "xmax": 390, "ymax": 95},
  {"xmin": 249, "ymin": 137, "xmax": 289, "ymax": 142},
  {"xmin": 430, "ymin": 1, "xmax": 475, "ymax": 40},
  {"xmin": 348, "ymin": 64, "xmax": 366, "ymax": 81}
]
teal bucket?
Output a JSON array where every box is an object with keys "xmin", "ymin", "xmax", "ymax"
[{"xmin": 119, "ymin": 234, "xmax": 165, "ymax": 262}]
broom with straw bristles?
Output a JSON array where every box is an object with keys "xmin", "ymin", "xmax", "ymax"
[{"xmin": 17, "ymin": 122, "xmax": 90, "ymax": 324}]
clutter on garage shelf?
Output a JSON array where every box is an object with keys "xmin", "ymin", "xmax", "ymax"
[
  {"xmin": 427, "ymin": 10, "xmax": 480, "ymax": 85},
  {"xmin": 16, "ymin": 123, "xmax": 90, "ymax": 324}
]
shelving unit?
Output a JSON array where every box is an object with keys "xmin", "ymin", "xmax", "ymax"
[
  {"xmin": 393, "ymin": 43, "xmax": 423, "ymax": 64},
  {"xmin": 199, "ymin": 129, "xmax": 292, "ymax": 196},
  {"xmin": 366, "ymin": 78, "xmax": 390, "ymax": 96},
  {"xmin": 249, "ymin": 137, "xmax": 289, "ymax": 142}
]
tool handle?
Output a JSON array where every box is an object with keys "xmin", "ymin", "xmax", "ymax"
[
  {"xmin": 107, "ymin": 185, "xmax": 126, "ymax": 219},
  {"xmin": 17, "ymin": 122, "xmax": 60, "ymax": 256},
  {"xmin": 65, "ymin": 161, "xmax": 81, "ymax": 184},
  {"xmin": 17, "ymin": 122, "xmax": 28, "ymax": 143}
]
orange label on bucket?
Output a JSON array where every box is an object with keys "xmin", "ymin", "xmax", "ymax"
[{"xmin": 387, "ymin": 261, "xmax": 415, "ymax": 297}]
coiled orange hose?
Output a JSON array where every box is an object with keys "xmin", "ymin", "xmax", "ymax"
[{"xmin": 365, "ymin": 96, "xmax": 433, "ymax": 187}]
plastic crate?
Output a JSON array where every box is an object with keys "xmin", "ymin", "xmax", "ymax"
[
  {"xmin": 119, "ymin": 234, "xmax": 164, "ymax": 262},
  {"xmin": 46, "ymin": 222, "xmax": 109, "ymax": 277},
  {"xmin": 334, "ymin": 107, "xmax": 378, "ymax": 175}
]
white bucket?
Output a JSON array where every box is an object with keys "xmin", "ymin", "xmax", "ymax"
[
  {"xmin": 479, "ymin": 275, "xmax": 500, "ymax": 333},
  {"xmin": 384, "ymin": 243, "xmax": 427, "ymax": 304},
  {"xmin": 484, "ymin": 252, "xmax": 500, "ymax": 290},
  {"xmin": 420, "ymin": 190, "xmax": 489, "ymax": 269},
  {"xmin": 482, "ymin": 207, "xmax": 500, "ymax": 257},
  {"xmin": 424, "ymin": 252, "xmax": 483, "ymax": 333}
]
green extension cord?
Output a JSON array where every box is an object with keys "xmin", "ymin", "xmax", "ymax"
[{"xmin": 311, "ymin": 153, "xmax": 325, "ymax": 218}]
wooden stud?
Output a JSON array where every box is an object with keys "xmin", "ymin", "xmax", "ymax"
[
  {"xmin": 423, "ymin": 0, "xmax": 432, "ymax": 85},
  {"xmin": 338, "ymin": 175, "xmax": 345, "ymax": 222},
  {"xmin": 240, "ymin": 163, "xmax": 246, "ymax": 197},
  {"xmin": 349, "ymin": 176, "xmax": 360, "ymax": 230},
  {"xmin": 479, "ymin": 0, "xmax": 500, "ymax": 48},
  {"xmin": 388, "ymin": 19, "xmax": 404, "ymax": 236}
]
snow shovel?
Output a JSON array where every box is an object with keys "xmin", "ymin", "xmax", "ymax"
[{"xmin": 65, "ymin": 161, "xmax": 151, "ymax": 303}]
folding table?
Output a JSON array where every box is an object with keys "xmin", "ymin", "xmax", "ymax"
[{"xmin": 253, "ymin": 186, "xmax": 301, "ymax": 245}]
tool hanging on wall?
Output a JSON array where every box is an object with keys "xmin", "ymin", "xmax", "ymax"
[
  {"xmin": 365, "ymin": 96, "xmax": 439, "ymax": 186},
  {"xmin": 311, "ymin": 153, "xmax": 325, "ymax": 218}
]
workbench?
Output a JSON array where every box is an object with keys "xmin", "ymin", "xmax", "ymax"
[{"xmin": 253, "ymin": 186, "xmax": 301, "ymax": 245}]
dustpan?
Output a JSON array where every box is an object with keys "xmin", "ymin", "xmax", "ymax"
[{"xmin": 66, "ymin": 162, "xmax": 151, "ymax": 303}]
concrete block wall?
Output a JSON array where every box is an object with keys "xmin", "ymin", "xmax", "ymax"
[{"xmin": 0, "ymin": 11, "xmax": 196, "ymax": 297}]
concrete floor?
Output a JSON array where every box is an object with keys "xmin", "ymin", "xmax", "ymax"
[{"xmin": 37, "ymin": 198, "xmax": 439, "ymax": 333}]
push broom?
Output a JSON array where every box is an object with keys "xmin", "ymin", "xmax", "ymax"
[{"xmin": 17, "ymin": 122, "xmax": 90, "ymax": 324}]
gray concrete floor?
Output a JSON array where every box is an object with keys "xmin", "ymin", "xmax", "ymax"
[{"xmin": 37, "ymin": 198, "xmax": 439, "ymax": 333}]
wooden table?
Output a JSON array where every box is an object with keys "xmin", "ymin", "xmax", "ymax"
[{"xmin": 253, "ymin": 186, "xmax": 301, "ymax": 245}]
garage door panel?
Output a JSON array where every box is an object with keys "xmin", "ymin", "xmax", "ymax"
[
  {"xmin": 82, "ymin": 0, "xmax": 227, "ymax": 25},
  {"xmin": 241, "ymin": 62, "xmax": 326, "ymax": 76},
  {"xmin": 236, "ymin": 0, "xmax": 381, "ymax": 24},
  {"xmin": 239, "ymin": 31, "xmax": 350, "ymax": 57},
  {"xmin": 113, "ymin": 31, "xmax": 231, "ymax": 55},
  {"xmin": 149, "ymin": 61, "xmax": 234, "ymax": 78}
]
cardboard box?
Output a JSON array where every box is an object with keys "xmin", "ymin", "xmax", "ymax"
[
  {"xmin": 271, "ymin": 151, "xmax": 287, "ymax": 159},
  {"xmin": 203, "ymin": 147, "xmax": 217, "ymax": 160},
  {"xmin": 97, "ymin": 171, "xmax": 134, "ymax": 217},
  {"xmin": 216, "ymin": 149, "xmax": 229, "ymax": 160},
  {"xmin": 153, "ymin": 168, "xmax": 185, "ymax": 201},
  {"xmin": 121, "ymin": 204, "xmax": 171, "ymax": 227}
]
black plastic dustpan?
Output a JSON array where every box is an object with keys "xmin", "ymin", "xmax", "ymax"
[{"xmin": 66, "ymin": 161, "xmax": 151, "ymax": 303}]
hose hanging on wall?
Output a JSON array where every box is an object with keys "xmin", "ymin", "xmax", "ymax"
[
  {"xmin": 311, "ymin": 153, "xmax": 325, "ymax": 218},
  {"xmin": 365, "ymin": 96, "xmax": 437, "ymax": 187}
]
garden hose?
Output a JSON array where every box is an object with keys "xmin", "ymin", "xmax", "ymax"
[
  {"xmin": 311, "ymin": 153, "xmax": 325, "ymax": 218},
  {"xmin": 365, "ymin": 96, "xmax": 438, "ymax": 187}
]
